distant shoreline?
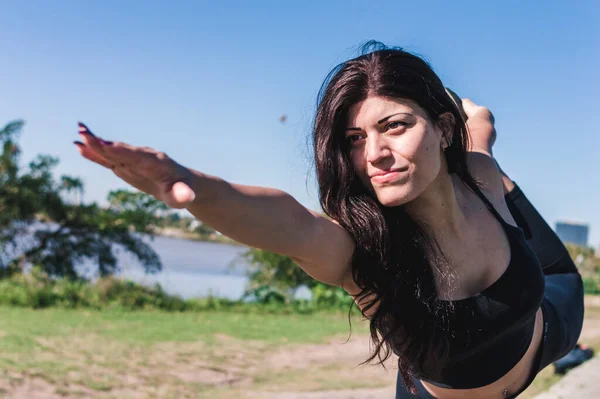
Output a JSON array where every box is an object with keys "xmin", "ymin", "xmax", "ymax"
[{"xmin": 155, "ymin": 227, "xmax": 244, "ymax": 247}]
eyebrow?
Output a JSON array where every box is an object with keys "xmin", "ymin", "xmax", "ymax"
[
  {"xmin": 346, "ymin": 112, "xmax": 413, "ymax": 131},
  {"xmin": 377, "ymin": 112, "xmax": 412, "ymax": 124}
]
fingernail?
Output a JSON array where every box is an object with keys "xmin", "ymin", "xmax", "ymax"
[
  {"xmin": 78, "ymin": 122, "xmax": 95, "ymax": 137},
  {"xmin": 99, "ymin": 139, "xmax": 113, "ymax": 146},
  {"xmin": 73, "ymin": 140, "xmax": 85, "ymax": 146}
]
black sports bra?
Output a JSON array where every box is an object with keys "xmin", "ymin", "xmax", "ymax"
[{"xmin": 407, "ymin": 182, "xmax": 545, "ymax": 389}]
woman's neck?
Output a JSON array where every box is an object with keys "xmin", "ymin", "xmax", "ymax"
[{"xmin": 403, "ymin": 173, "xmax": 469, "ymax": 240}]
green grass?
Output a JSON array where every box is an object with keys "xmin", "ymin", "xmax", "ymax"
[
  {"xmin": 2, "ymin": 300, "xmax": 598, "ymax": 398},
  {"xmin": 0, "ymin": 306, "xmax": 363, "ymax": 345},
  {"xmin": 0, "ymin": 306, "xmax": 372, "ymax": 398}
]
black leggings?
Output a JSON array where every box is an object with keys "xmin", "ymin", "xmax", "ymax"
[{"xmin": 396, "ymin": 183, "xmax": 584, "ymax": 398}]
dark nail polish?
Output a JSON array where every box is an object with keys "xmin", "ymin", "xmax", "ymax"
[
  {"xmin": 73, "ymin": 140, "xmax": 85, "ymax": 146},
  {"xmin": 99, "ymin": 139, "xmax": 113, "ymax": 146},
  {"xmin": 78, "ymin": 122, "xmax": 95, "ymax": 137}
]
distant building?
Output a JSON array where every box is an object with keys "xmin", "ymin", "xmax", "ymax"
[{"xmin": 555, "ymin": 221, "xmax": 589, "ymax": 247}]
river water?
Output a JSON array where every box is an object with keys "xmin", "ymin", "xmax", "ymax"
[
  {"xmin": 112, "ymin": 236, "xmax": 251, "ymax": 299},
  {"xmin": 5, "ymin": 225, "xmax": 309, "ymax": 300}
]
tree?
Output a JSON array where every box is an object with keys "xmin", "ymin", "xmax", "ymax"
[
  {"xmin": 565, "ymin": 243, "xmax": 600, "ymax": 294},
  {"xmin": 241, "ymin": 248, "xmax": 355, "ymax": 309},
  {"xmin": 242, "ymin": 248, "xmax": 316, "ymax": 297},
  {"xmin": 193, "ymin": 222, "xmax": 217, "ymax": 238},
  {"xmin": 0, "ymin": 120, "xmax": 165, "ymax": 279}
]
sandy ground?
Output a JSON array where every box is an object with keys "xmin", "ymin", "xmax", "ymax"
[
  {"xmin": 532, "ymin": 354, "xmax": 600, "ymax": 399},
  {"xmin": 0, "ymin": 332, "xmax": 398, "ymax": 399}
]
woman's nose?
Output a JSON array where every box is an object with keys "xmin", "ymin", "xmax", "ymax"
[{"xmin": 365, "ymin": 135, "xmax": 391, "ymax": 164}]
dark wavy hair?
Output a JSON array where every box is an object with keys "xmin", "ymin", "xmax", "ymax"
[{"xmin": 312, "ymin": 41, "xmax": 479, "ymax": 392}]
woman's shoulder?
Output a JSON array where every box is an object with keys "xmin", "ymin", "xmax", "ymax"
[
  {"xmin": 465, "ymin": 150, "xmax": 519, "ymax": 227},
  {"xmin": 465, "ymin": 149, "xmax": 505, "ymax": 201}
]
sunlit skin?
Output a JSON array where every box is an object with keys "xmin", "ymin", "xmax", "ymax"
[
  {"xmin": 345, "ymin": 96, "xmax": 470, "ymax": 237},
  {"xmin": 345, "ymin": 96, "xmax": 452, "ymax": 207},
  {"xmin": 345, "ymin": 96, "xmax": 545, "ymax": 399},
  {"xmin": 74, "ymin": 96, "xmax": 544, "ymax": 398}
]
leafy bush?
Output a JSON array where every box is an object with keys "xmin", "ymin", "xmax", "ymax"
[
  {"xmin": 0, "ymin": 268, "xmax": 180, "ymax": 310},
  {"xmin": 583, "ymin": 276, "xmax": 600, "ymax": 295},
  {"xmin": 565, "ymin": 243, "xmax": 600, "ymax": 295},
  {"xmin": 0, "ymin": 268, "xmax": 359, "ymax": 314},
  {"xmin": 242, "ymin": 248, "xmax": 316, "ymax": 297},
  {"xmin": 311, "ymin": 282, "xmax": 355, "ymax": 310}
]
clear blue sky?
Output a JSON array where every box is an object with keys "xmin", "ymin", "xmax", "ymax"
[{"xmin": 1, "ymin": 1, "xmax": 599, "ymax": 246}]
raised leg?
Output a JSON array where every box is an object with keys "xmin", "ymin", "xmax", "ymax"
[{"xmin": 497, "ymin": 165, "xmax": 578, "ymax": 275}]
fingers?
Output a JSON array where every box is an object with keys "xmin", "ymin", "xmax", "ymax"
[
  {"xmin": 103, "ymin": 143, "xmax": 158, "ymax": 167},
  {"xmin": 78, "ymin": 122, "xmax": 113, "ymax": 152},
  {"xmin": 75, "ymin": 138, "xmax": 142, "ymax": 175},
  {"xmin": 76, "ymin": 138, "xmax": 163, "ymax": 197},
  {"xmin": 74, "ymin": 122, "xmax": 196, "ymax": 210},
  {"xmin": 461, "ymin": 99, "xmax": 495, "ymax": 123},
  {"xmin": 74, "ymin": 141, "xmax": 115, "ymax": 169},
  {"xmin": 461, "ymin": 98, "xmax": 478, "ymax": 117},
  {"xmin": 77, "ymin": 122, "xmax": 157, "ymax": 168}
]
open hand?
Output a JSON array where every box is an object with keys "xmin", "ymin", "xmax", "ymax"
[{"xmin": 74, "ymin": 123, "xmax": 196, "ymax": 209}]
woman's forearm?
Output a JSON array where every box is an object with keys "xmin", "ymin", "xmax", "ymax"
[{"xmin": 184, "ymin": 168, "xmax": 319, "ymax": 259}]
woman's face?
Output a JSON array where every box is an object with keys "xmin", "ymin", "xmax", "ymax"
[{"xmin": 345, "ymin": 95, "xmax": 448, "ymax": 207}]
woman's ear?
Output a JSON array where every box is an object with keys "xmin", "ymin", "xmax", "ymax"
[{"xmin": 438, "ymin": 112, "xmax": 455, "ymax": 149}]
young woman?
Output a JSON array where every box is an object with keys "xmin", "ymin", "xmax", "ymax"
[{"xmin": 74, "ymin": 43, "xmax": 584, "ymax": 398}]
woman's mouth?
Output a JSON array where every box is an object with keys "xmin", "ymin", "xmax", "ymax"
[{"xmin": 370, "ymin": 168, "xmax": 408, "ymax": 184}]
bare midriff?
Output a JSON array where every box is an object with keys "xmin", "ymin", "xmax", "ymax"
[{"xmin": 421, "ymin": 307, "xmax": 544, "ymax": 399}]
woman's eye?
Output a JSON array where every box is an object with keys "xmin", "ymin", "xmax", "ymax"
[
  {"xmin": 386, "ymin": 121, "xmax": 406, "ymax": 131},
  {"xmin": 347, "ymin": 134, "xmax": 363, "ymax": 144}
]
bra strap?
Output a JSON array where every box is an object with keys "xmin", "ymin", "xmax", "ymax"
[{"xmin": 464, "ymin": 180, "xmax": 507, "ymax": 226}]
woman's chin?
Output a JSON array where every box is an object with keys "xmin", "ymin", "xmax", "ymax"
[{"xmin": 375, "ymin": 191, "xmax": 411, "ymax": 208}]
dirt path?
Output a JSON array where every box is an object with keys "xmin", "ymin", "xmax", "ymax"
[
  {"xmin": 251, "ymin": 387, "xmax": 397, "ymax": 399},
  {"xmin": 2, "ymin": 297, "xmax": 599, "ymax": 398},
  {"xmin": 532, "ymin": 354, "xmax": 600, "ymax": 399},
  {"xmin": 0, "ymin": 332, "xmax": 398, "ymax": 399}
]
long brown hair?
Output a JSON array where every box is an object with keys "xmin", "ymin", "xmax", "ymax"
[{"xmin": 312, "ymin": 41, "xmax": 478, "ymax": 391}]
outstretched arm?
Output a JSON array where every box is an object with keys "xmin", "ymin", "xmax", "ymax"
[
  {"xmin": 75, "ymin": 123, "xmax": 356, "ymax": 288},
  {"xmin": 183, "ymin": 172, "xmax": 356, "ymax": 287}
]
